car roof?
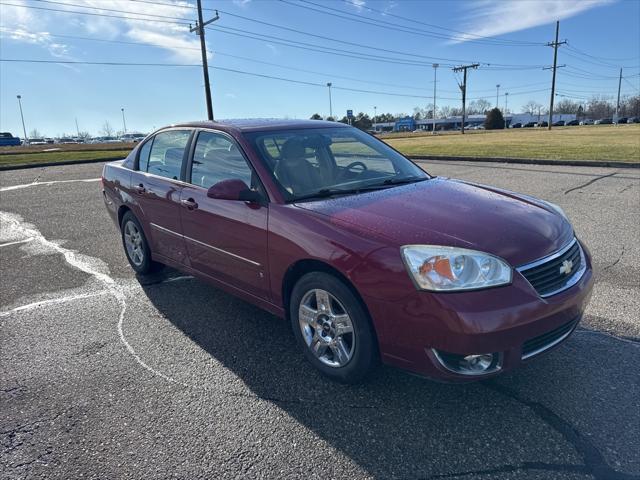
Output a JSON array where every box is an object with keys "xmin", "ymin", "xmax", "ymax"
[{"xmin": 170, "ymin": 118, "xmax": 348, "ymax": 133}]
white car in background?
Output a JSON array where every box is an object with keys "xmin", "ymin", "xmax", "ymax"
[{"xmin": 580, "ymin": 119, "xmax": 594, "ymax": 125}]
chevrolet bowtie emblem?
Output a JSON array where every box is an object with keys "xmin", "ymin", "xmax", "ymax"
[{"xmin": 559, "ymin": 259, "xmax": 574, "ymax": 276}]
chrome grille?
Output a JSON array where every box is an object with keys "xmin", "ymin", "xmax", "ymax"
[{"xmin": 518, "ymin": 239, "xmax": 585, "ymax": 298}]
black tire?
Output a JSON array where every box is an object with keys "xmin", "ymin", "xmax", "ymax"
[
  {"xmin": 120, "ymin": 211, "xmax": 160, "ymax": 275},
  {"xmin": 290, "ymin": 272, "xmax": 378, "ymax": 383}
]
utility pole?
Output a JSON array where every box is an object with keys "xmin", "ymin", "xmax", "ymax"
[
  {"xmin": 546, "ymin": 20, "xmax": 566, "ymax": 130},
  {"xmin": 495, "ymin": 84, "xmax": 500, "ymax": 108},
  {"xmin": 16, "ymin": 95, "xmax": 28, "ymax": 145},
  {"xmin": 432, "ymin": 63, "xmax": 438, "ymax": 135},
  {"xmin": 615, "ymin": 68, "xmax": 622, "ymax": 124},
  {"xmin": 121, "ymin": 108, "xmax": 127, "ymax": 134},
  {"xmin": 190, "ymin": 1, "xmax": 219, "ymax": 121},
  {"xmin": 452, "ymin": 63, "xmax": 479, "ymax": 134},
  {"xmin": 327, "ymin": 82, "xmax": 333, "ymax": 119},
  {"xmin": 75, "ymin": 117, "xmax": 80, "ymax": 137}
]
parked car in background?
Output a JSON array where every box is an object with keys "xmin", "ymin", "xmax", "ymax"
[
  {"xmin": 0, "ymin": 132, "xmax": 22, "ymax": 147},
  {"xmin": 616, "ymin": 117, "xmax": 628, "ymax": 124},
  {"xmin": 566, "ymin": 120, "xmax": 579, "ymax": 126},
  {"xmin": 120, "ymin": 133, "xmax": 147, "ymax": 143},
  {"xmin": 552, "ymin": 120, "xmax": 565, "ymax": 127},
  {"xmin": 537, "ymin": 121, "xmax": 548, "ymax": 127},
  {"xmin": 28, "ymin": 138, "xmax": 47, "ymax": 145},
  {"xmin": 45, "ymin": 138, "xmax": 55, "ymax": 144},
  {"xmin": 595, "ymin": 118, "xmax": 612, "ymax": 125},
  {"xmin": 57, "ymin": 137, "xmax": 78, "ymax": 144},
  {"xmin": 102, "ymin": 119, "xmax": 594, "ymax": 383},
  {"xmin": 580, "ymin": 119, "xmax": 594, "ymax": 125},
  {"xmin": 629, "ymin": 117, "xmax": 640, "ymax": 123},
  {"xmin": 523, "ymin": 122, "xmax": 536, "ymax": 128},
  {"xmin": 510, "ymin": 123, "xmax": 522, "ymax": 128}
]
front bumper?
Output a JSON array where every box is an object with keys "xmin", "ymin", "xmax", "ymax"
[{"xmin": 366, "ymin": 243, "xmax": 594, "ymax": 382}]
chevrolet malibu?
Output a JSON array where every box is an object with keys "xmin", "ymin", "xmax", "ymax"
[{"xmin": 102, "ymin": 119, "xmax": 594, "ymax": 383}]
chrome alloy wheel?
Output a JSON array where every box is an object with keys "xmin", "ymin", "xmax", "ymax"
[
  {"xmin": 298, "ymin": 289, "xmax": 355, "ymax": 368},
  {"xmin": 123, "ymin": 220, "xmax": 145, "ymax": 266}
]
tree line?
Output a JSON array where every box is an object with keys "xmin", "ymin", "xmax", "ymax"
[{"xmin": 309, "ymin": 94, "xmax": 640, "ymax": 129}]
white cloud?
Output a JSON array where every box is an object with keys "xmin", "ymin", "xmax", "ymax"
[
  {"xmin": 347, "ymin": 0, "xmax": 366, "ymax": 12},
  {"xmin": 0, "ymin": 0, "xmax": 204, "ymax": 63},
  {"xmin": 453, "ymin": 0, "xmax": 612, "ymax": 42},
  {"xmin": 232, "ymin": 0, "xmax": 252, "ymax": 8}
]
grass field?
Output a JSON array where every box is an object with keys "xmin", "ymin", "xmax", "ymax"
[
  {"xmin": 0, "ymin": 124, "xmax": 638, "ymax": 168},
  {"xmin": 384, "ymin": 124, "xmax": 640, "ymax": 162}
]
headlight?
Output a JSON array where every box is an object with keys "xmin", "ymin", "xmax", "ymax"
[{"xmin": 401, "ymin": 245, "xmax": 512, "ymax": 291}]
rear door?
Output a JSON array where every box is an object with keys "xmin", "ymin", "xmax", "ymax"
[
  {"xmin": 179, "ymin": 130, "xmax": 270, "ymax": 300},
  {"xmin": 131, "ymin": 129, "xmax": 192, "ymax": 264}
]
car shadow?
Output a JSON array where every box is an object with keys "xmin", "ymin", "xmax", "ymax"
[{"xmin": 138, "ymin": 271, "xmax": 639, "ymax": 479}]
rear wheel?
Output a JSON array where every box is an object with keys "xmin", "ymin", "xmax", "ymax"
[
  {"xmin": 120, "ymin": 212, "xmax": 160, "ymax": 275},
  {"xmin": 290, "ymin": 272, "xmax": 377, "ymax": 383}
]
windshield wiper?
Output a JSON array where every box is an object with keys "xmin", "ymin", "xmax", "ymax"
[
  {"xmin": 378, "ymin": 176, "xmax": 429, "ymax": 186},
  {"xmin": 292, "ymin": 187, "xmax": 365, "ymax": 202},
  {"xmin": 291, "ymin": 177, "xmax": 429, "ymax": 203}
]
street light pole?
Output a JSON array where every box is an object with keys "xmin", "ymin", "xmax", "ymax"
[
  {"xmin": 373, "ymin": 106, "xmax": 377, "ymax": 131},
  {"xmin": 504, "ymin": 92, "xmax": 509, "ymax": 128},
  {"xmin": 327, "ymin": 82, "xmax": 333, "ymax": 119},
  {"xmin": 121, "ymin": 108, "xmax": 127, "ymax": 134},
  {"xmin": 432, "ymin": 63, "xmax": 439, "ymax": 135},
  {"xmin": 495, "ymin": 84, "xmax": 500, "ymax": 108},
  {"xmin": 16, "ymin": 95, "xmax": 28, "ymax": 145}
]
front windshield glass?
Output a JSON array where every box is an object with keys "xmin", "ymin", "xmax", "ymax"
[{"xmin": 245, "ymin": 127, "xmax": 429, "ymax": 201}]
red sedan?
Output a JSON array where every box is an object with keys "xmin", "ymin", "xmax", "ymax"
[{"xmin": 102, "ymin": 119, "xmax": 593, "ymax": 383}]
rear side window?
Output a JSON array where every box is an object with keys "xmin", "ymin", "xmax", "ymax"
[
  {"xmin": 138, "ymin": 139, "xmax": 153, "ymax": 172},
  {"xmin": 147, "ymin": 130, "xmax": 191, "ymax": 180},
  {"xmin": 190, "ymin": 131, "xmax": 253, "ymax": 188}
]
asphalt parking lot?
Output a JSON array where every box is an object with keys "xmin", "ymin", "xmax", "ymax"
[{"xmin": 1, "ymin": 160, "xmax": 639, "ymax": 480}]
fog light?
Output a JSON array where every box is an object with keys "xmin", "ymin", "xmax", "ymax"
[
  {"xmin": 432, "ymin": 349, "xmax": 501, "ymax": 376},
  {"xmin": 460, "ymin": 354, "xmax": 494, "ymax": 373}
]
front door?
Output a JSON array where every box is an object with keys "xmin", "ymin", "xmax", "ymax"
[
  {"xmin": 131, "ymin": 129, "xmax": 192, "ymax": 264},
  {"xmin": 179, "ymin": 130, "xmax": 270, "ymax": 300}
]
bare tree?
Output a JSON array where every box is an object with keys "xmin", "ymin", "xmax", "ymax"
[
  {"xmin": 101, "ymin": 121, "xmax": 115, "ymax": 137},
  {"xmin": 523, "ymin": 100, "xmax": 543, "ymax": 115},
  {"xmin": 29, "ymin": 128, "xmax": 42, "ymax": 138}
]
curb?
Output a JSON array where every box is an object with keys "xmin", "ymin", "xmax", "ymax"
[
  {"xmin": 409, "ymin": 155, "xmax": 639, "ymax": 169},
  {"xmin": 1, "ymin": 155, "xmax": 637, "ymax": 172},
  {"xmin": 0, "ymin": 157, "xmax": 122, "ymax": 171}
]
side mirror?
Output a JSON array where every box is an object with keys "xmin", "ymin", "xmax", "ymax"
[{"xmin": 207, "ymin": 179, "xmax": 261, "ymax": 203}]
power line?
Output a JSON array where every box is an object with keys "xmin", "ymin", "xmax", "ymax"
[
  {"xmin": 0, "ymin": 1, "xmax": 189, "ymax": 25},
  {"xmin": 31, "ymin": 0, "xmax": 193, "ymax": 22},
  {"xmin": 280, "ymin": 0, "xmax": 539, "ymax": 47},
  {"xmin": 338, "ymin": 0, "xmax": 543, "ymax": 46}
]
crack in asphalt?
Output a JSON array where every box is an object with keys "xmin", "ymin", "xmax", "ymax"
[
  {"xmin": 602, "ymin": 244, "xmax": 626, "ymax": 272},
  {"xmin": 482, "ymin": 382, "xmax": 639, "ymax": 480},
  {"xmin": 564, "ymin": 171, "xmax": 618, "ymax": 194}
]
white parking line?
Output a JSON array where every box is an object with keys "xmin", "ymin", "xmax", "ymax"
[
  {"xmin": 0, "ymin": 178, "xmax": 100, "ymax": 192},
  {"xmin": 0, "ymin": 210, "xmax": 190, "ymax": 388},
  {"xmin": 0, "ymin": 291, "xmax": 109, "ymax": 318},
  {"xmin": 0, "ymin": 237, "xmax": 34, "ymax": 247}
]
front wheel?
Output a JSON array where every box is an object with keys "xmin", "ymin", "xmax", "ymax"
[
  {"xmin": 120, "ymin": 212, "xmax": 160, "ymax": 275},
  {"xmin": 290, "ymin": 272, "xmax": 378, "ymax": 383}
]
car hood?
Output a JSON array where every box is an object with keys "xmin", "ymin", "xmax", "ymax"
[{"xmin": 293, "ymin": 177, "xmax": 574, "ymax": 267}]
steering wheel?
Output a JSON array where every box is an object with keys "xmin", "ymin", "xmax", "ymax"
[{"xmin": 338, "ymin": 161, "xmax": 368, "ymax": 181}]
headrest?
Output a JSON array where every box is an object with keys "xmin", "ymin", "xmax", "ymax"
[{"xmin": 280, "ymin": 137, "xmax": 306, "ymax": 162}]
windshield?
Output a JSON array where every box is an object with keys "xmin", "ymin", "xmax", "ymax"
[{"xmin": 245, "ymin": 126, "xmax": 428, "ymax": 201}]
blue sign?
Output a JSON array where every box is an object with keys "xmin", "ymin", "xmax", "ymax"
[{"xmin": 347, "ymin": 109, "xmax": 353, "ymax": 118}]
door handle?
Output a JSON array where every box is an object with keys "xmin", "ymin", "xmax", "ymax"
[
  {"xmin": 181, "ymin": 198, "xmax": 198, "ymax": 210},
  {"xmin": 134, "ymin": 183, "xmax": 145, "ymax": 194}
]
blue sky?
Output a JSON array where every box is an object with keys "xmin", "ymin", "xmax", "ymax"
[{"xmin": 1, "ymin": 0, "xmax": 639, "ymax": 136}]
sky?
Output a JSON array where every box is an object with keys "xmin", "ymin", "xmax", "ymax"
[{"xmin": 0, "ymin": 0, "xmax": 639, "ymax": 137}]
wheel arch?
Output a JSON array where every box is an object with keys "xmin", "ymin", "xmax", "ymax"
[
  {"xmin": 281, "ymin": 259, "xmax": 379, "ymax": 344},
  {"xmin": 117, "ymin": 205, "xmax": 131, "ymax": 228}
]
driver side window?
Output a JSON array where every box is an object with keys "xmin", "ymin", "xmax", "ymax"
[{"xmin": 190, "ymin": 131, "xmax": 253, "ymax": 189}]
